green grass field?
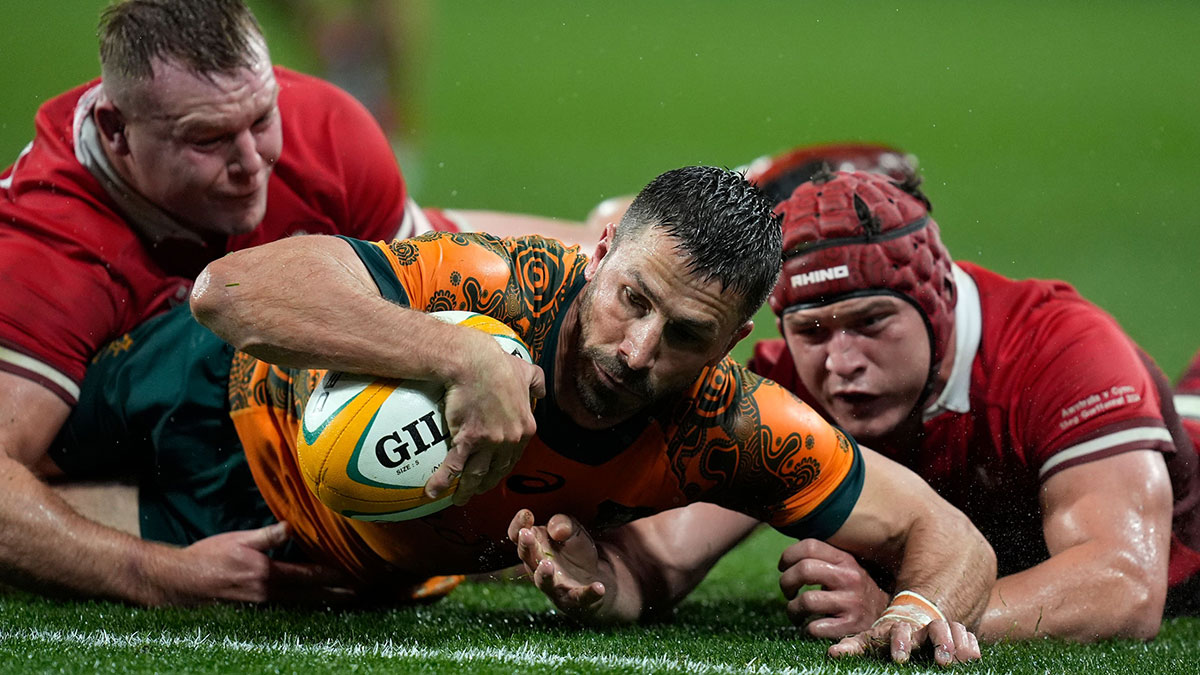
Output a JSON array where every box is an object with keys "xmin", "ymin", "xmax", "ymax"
[{"xmin": 3, "ymin": 1, "xmax": 1200, "ymax": 672}]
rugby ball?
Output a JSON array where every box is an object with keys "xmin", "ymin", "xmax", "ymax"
[{"xmin": 296, "ymin": 311, "xmax": 533, "ymax": 522}]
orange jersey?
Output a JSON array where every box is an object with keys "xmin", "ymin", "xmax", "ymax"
[{"xmin": 230, "ymin": 233, "xmax": 863, "ymax": 583}]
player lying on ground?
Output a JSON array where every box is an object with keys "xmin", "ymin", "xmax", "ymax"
[
  {"xmin": 0, "ymin": 0, "xmax": 600, "ymax": 608},
  {"xmin": 59, "ymin": 166, "xmax": 992, "ymax": 665},
  {"xmin": 574, "ymin": 144, "xmax": 1200, "ymax": 642}
]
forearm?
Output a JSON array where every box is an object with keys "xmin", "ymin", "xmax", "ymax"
[
  {"xmin": 978, "ymin": 544, "xmax": 1164, "ymax": 642},
  {"xmin": 831, "ymin": 449, "xmax": 996, "ymax": 629},
  {"xmin": 593, "ymin": 505, "xmax": 759, "ymax": 623},
  {"xmin": 885, "ymin": 506, "xmax": 995, "ymax": 630},
  {"xmin": 191, "ymin": 234, "xmax": 482, "ymax": 381},
  {"xmin": 0, "ymin": 457, "xmax": 175, "ymax": 605}
]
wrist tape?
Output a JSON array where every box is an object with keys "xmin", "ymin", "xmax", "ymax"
[{"xmin": 871, "ymin": 590, "xmax": 947, "ymax": 629}]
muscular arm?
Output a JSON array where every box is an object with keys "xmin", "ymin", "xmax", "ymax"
[
  {"xmin": 0, "ymin": 372, "xmax": 350, "ymax": 605},
  {"xmin": 191, "ymin": 234, "xmax": 492, "ymax": 381},
  {"xmin": 191, "ymin": 234, "xmax": 544, "ymax": 500},
  {"xmin": 824, "ymin": 447, "xmax": 996, "ymax": 629},
  {"xmin": 977, "ymin": 451, "xmax": 1170, "ymax": 642}
]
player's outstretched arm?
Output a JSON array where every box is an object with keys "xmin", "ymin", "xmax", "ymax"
[
  {"xmin": 0, "ymin": 373, "xmax": 351, "ymax": 605},
  {"xmin": 976, "ymin": 450, "xmax": 1170, "ymax": 642},
  {"xmin": 814, "ymin": 447, "xmax": 995, "ymax": 666},
  {"xmin": 191, "ymin": 234, "xmax": 544, "ymax": 503},
  {"xmin": 507, "ymin": 505, "xmax": 760, "ymax": 624}
]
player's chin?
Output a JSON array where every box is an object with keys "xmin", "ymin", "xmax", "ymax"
[{"xmin": 827, "ymin": 400, "xmax": 905, "ymax": 443}]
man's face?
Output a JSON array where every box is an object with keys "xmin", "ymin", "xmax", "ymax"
[
  {"xmin": 781, "ymin": 295, "xmax": 930, "ymax": 444},
  {"xmin": 559, "ymin": 227, "xmax": 749, "ymax": 429},
  {"xmin": 111, "ymin": 45, "xmax": 281, "ymax": 236}
]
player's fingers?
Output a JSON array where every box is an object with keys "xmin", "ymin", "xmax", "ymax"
[
  {"xmin": 789, "ymin": 586, "xmax": 833, "ymax": 614},
  {"xmin": 245, "ymin": 521, "xmax": 291, "ymax": 551},
  {"xmin": 887, "ymin": 621, "xmax": 917, "ymax": 664},
  {"xmin": 515, "ymin": 528, "xmax": 547, "ymax": 571},
  {"xmin": 779, "ymin": 538, "xmax": 853, "ymax": 570},
  {"xmin": 507, "ymin": 509, "xmax": 535, "ymax": 543},
  {"xmin": 425, "ymin": 445, "xmax": 469, "ymax": 498},
  {"xmin": 546, "ymin": 513, "xmax": 579, "ymax": 543},
  {"xmin": 779, "ymin": 557, "xmax": 845, "ymax": 598},
  {"xmin": 528, "ymin": 363, "xmax": 547, "ymax": 400},
  {"xmin": 804, "ymin": 613, "xmax": 864, "ymax": 640},
  {"xmin": 827, "ymin": 632, "xmax": 870, "ymax": 659},
  {"xmin": 949, "ymin": 622, "xmax": 981, "ymax": 663},
  {"xmin": 564, "ymin": 581, "xmax": 605, "ymax": 611},
  {"xmin": 925, "ymin": 619, "xmax": 954, "ymax": 667},
  {"xmin": 451, "ymin": 450, "xmax": 494, "ymax": 505},
  {"xmin": 533, "ymin": 558, "xmax": 559, "ymax": 597}
]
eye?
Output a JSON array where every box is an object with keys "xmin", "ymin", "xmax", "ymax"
[
  {"xmin": 787, "ymin": 321, "xmax": 828, "ymax": 343},
  {"xmin": 622, "ymin": 287, "xmax": 648, "ymax": 313},
  {"xmin": 190, "ymin": 134, "xmax": 227, "ymax": 150},
  {"xmin": 856, "ymin": 313, "xmax": 889, "ymax": 335},
  {"xmin": 665, "ymin": 324, "xmax": 702, "ymax": 347},
  {"xmin": 251, "ymin": 108, "xmax": 276, "ymax": 131}
]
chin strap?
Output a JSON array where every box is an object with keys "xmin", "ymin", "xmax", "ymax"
[{"xmin": 871, "ymin": 590, "xmax": 947, "ymax": 629}]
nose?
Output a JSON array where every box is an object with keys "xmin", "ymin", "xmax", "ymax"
[
  {"xmin": 620, "ymin": 318, "xmax": 661, "ymax": 371},
  {"xmin": 227, "ymin": 129, "xmax": 264, "ymax": 180},
  {"xmin": 824, "ymin": 330, "xmax": 867, "ymax": 380}
]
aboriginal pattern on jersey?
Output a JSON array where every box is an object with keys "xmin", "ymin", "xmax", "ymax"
[
  {"xmin": 228, "ymin": 351, "xmax": 320, "ymax": 421},
  {"xmin": 662, "ymin": 358, "xmax": 856, "ymax": 525},
  {"xmin": 378, "ymin": 232, "xmax": 587, "ymax": 363}
]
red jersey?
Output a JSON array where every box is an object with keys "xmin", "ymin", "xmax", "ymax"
[
  {"xmin": 0, "ymin": 68, "xmax": 420, "ymax": 404},
  {"xmin": 751, "ymin": 261, "xmax": 1200, "ymax": 585}
]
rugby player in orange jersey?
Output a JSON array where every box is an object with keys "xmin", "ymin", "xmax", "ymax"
[{"xmin": 162, "ymin": 165, "xmax": 991, "ymax": 664}]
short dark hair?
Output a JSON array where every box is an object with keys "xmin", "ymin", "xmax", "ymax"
[
  {"xmin": 99, "ymin": 0, "xmax": 266, "ymax": 81},
  {"xmin": 616, "ymin": 166, "xmax": 782, "ymax": 323}
]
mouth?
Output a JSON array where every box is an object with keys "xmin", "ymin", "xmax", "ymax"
[
  {"xmin": 592, "ymin": 360, "xmax": 641, "ymax": 400},
  {"xmin": 829, "ymin": 391, "xmax": 882, "ymax": 411}
]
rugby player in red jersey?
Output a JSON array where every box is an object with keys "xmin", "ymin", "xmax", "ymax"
[{"xmin": 531, "ymin": 144, "xmax": 1200, "ymax": 643}]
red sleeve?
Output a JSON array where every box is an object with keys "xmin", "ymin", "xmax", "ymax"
[
  {"xmin": 0, "ymin": 230, "xmax": 127, "ymax": 403},
  {"xmin": 999, "ymin": 300, "xmax": 1174, "ymax": 479}
]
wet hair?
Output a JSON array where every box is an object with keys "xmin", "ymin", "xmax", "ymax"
[
  {"xmin": 99, "ymin": 0, "xmax": 266, "ymax": 82},
  {"xmin": 615, "ymin": 166, "xmax": 782, "ymax": 324}
]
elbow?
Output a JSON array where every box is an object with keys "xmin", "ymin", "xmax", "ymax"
[
  {"xmin": 189, "ymin": 257, "xmax": 249, "ymax": 349},
  {"xmin": 1108, "ymin": 568, "xmax": 1165, "ymax": 641}
]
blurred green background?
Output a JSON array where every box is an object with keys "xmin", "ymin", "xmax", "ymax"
[{"xmin": 3, "ymin": 1, "xmax": 1197, "ymax": 374}]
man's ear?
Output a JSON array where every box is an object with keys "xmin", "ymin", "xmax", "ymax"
[
  {"xmin": 94, "ymin": 100, "xmax": 130, "ymax": 155},
  {"xmin": 714, "ymin": 320, "xmax": 755, "ymax": 365},
  {"xmin": 583, "ymin": 221, "xmax": 616, "ymax": 281}
]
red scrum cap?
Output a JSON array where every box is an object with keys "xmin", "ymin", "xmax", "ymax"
[
  {"xmin": 743, "ymin": 142, "xmax": 919, "ymax": 204},
  {"xmin": 768, "ymin": 170, "xmax": 957, "ymax": 370}
]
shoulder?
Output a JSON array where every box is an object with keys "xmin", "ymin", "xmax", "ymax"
[{"xmin": 274, "ymin": 67, "xmax": 379, "ymax": 138}]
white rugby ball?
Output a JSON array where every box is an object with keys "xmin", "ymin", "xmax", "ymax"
[{"xmin": 295, "ymin": 311, "xmax": 532, "ymax": 521}]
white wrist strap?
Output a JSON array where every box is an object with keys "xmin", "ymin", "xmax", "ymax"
[{"xmin": 871, "ymin": 590, "xmax": 947, "ymax": 629}]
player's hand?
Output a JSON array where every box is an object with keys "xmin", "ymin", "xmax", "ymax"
[
  {"xmin": 155, "ymin": 522, "xmax": 358, "ymax": 606},
  {"xmin": 427, "ymin": 330, "xmax": 546, "ymax": 505},
  {"xmin": 778, "ymin": 538, "xmax": 889, "ymax": 638},
  {"xmin": 829, "ymin": 617, "xmax": 982, "ymax": 666},
  {"xmin": 507, "ymin": 508, "xmax": 609, "ymax": 622}
]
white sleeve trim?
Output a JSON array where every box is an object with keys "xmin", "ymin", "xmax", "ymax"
[
  {"xmin": 393, "ymin": 197, "xmax": 434, "ymax": 241},
  {"xmin": 0, "ymin": 346, "xmax": 80, "ymax": 401},
  {"xmin": 1176, "ymin": 394, "xmax": 1200, "ymax": 421},
  {"xmin": 1038, "ymin": 426, "xmax": 1174, "ymax": 478}
]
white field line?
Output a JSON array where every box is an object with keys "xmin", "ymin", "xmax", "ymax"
[{"xmin": 0, "ymin": 626, "xmax": 841, "ymax": 675}]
